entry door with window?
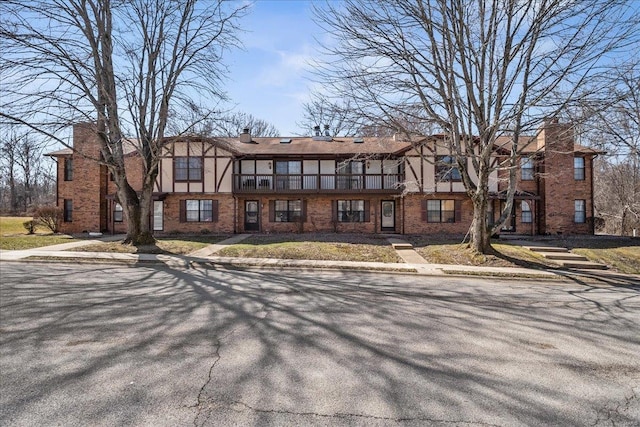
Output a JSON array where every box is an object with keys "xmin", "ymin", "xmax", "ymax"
[
  {"xmin": 153, "ymin": 201, "xmax": 163, "ymax": 231},
  {"xmin": 245, "ymin": 200, "xmax": 260, "ymax": 231},
  {"xmin": 381, "ymin": 200, "xmax": 395, "ymax": 231}
]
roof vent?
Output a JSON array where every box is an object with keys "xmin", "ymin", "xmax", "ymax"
[
  {"xmin": 240, "ymin": 127, "xmax": 252, "ymax": 143},
  {"xmin": 353, "ymin": 137, "xmax": 364, "ymax": 144},
  {"xmin": 324, "ymin": 124, "xmax": 330, "ymax": 137},
  {"xmin": 314, "ymin": 125, "xmax": 321, "ymax": 136},
  {"xmin": 280, "ymin": 138, "xmax": 292, "ymax": 144}
]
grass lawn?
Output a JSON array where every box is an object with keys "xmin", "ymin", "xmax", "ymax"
[
  {"xmin": 555, "ymin": 237, "xmax": 640, "ymax": 275},
  {"xmin": 0, "ymin": 216, "xmax": 76, "ymax": 250},
  {"xmin": 218, "ymin": 233, "xmax": 402, "ymax": 263},
  {"xmin": 407, "ymin": 235, "xmax": 559, "ymax": 270},
  {"xmin": 3, "ymin": 212, "xmax": 638, "ymax": 274},
  {"xmin": 73, "ymin": 235, "xmax": 230, "ymax": 255},
  {"xmin": 408, "ymin": 235, "xmax": 640, "ymax": 273}
]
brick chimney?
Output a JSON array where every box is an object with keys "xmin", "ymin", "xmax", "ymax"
[{"xmin": 537, "ymin": 118, "xmax": 577, "ymax": 234}]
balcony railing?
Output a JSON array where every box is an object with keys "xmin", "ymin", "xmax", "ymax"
[{"xmin": 233, "ymin": 173, "xmax": 403, "ymax": 193}]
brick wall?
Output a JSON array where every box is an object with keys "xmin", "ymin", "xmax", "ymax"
[
  {"xmin": 160, "ymin": 194, "xmax": 235, "ymax": 234},
  {"xmin": 539, "ymin": 121, "xmax": 593, "ymax": 235},
  {"xmin": 57, "ymin": 123, "xmax": 106, "ymax": 234},
  {"xmin": 403, "ymin": 194, "xmax": 473, "ymax": 234},
  {"xmin": 235, "ymin": 195, "xmax": 402, "ymax": 234}
]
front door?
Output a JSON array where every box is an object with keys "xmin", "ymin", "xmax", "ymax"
[
  {"xmin": 381, "ymin": 200, "xmax": 395, "ymax": 231},
  {"xmin": 244, "ymin": 200, "xmax": 260, "ymax": 231},
  {"xmin": 500, "ymin": 201, "xmax": 516, "ymax": 232},
  {"xmin": 153, "ymin": 201, "xmax": 163, "ymax": 232}
]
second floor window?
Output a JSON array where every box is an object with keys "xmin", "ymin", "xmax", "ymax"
[
  {"xmin": 337, "ymin": 161, "xmax": 364, "ymax": 189},
  {"xmin": 64, "ymin": 158, "xmax": 73, "ymax": 181},
  {"xmin": 174, "ymin": 157, "xmax": 202, "ymax": 182},
  {"xmin": 275, "ymin": 160, "xmax": 301, "ymax": 175},
  {"xmin": 521, "ymin": 158, "xmax": 534, "ymax": 181},
  {"xmin": 436, "ymin": 156, "xmax": 462, "ymax": 182},
  {"xmin": 275, "ymin": 161, "xmax": 302, "ymax": 190},
  {"xmin": 574, "ymin": 157, "xmax": 585, "ymax": 180}
]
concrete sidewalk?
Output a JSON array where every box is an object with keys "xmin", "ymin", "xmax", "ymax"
[{"xmin": 1, "ymin": 234, "xmax": 638, "ymax": 283}]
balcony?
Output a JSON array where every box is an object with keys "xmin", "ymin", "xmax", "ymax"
[{"xmin": 233, "ymin": 173, "xmax": 404, "ymax": 194}]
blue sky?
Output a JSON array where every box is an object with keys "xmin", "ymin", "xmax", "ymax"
[{"xmin": 224, "ymin": 0, "xmax": 325, "ymax": 136}]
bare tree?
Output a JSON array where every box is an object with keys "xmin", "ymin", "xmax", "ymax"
[
  {"xmin": 572, "ymin": 62, "xmax": 640, "ymax": 235},
  {"xmin": 313, "ymin": 0, "xmax": 639, "ymax": 252},
  {"xmin": 297, "ymin": 93, "xmax": 361, "ymax": 137},
  {"xmin": 0, "ymin": 0, "xmax": 247, "ymax": 244},
  {"xmin": 0, "ymin": 129, "xmax": 54, "ymax": 214},
  {"xmin": 211, "ymin": 111, "xmax": 280, "ymax": 137}
]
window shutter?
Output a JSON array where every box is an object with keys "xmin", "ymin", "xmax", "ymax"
[
  {"xmin": 421, "ymin": 200, "xmax": 427, "ymax": 222},
  {"xmin": 269, "ymin": 200, "xmax": 275, "ymax": 222},
  {"xmin": 331, "ymin": 200, "xmax": 337, "ymax": 222},
  {"xmin": 212, "ymin": 200, "xmax": 219, "ymax": 222},
  {"xmin": 303, "ymin": 200, "xmax": 308, "ymax": 222},
  {"xmin": 179, "ymin": 200, "xmax": 186, "ymax": 223},
  {"xmin": 454, "ymin": 200, "xmax": 462, "ymax": 223},
  {"xmin": 364, "ymin": 200, "xmax": 371, "ymax": 222}
]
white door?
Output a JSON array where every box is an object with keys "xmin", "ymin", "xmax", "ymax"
[
  {"xmin": 153, "ymin": 201, "xmax": 163, "ymax": 231},
  {"xmin": 381, "ymin": 200, "xmax": 395, "ymax": 230}
]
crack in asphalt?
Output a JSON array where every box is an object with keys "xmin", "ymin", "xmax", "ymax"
[
  {"xmin": 592, "ymin": 386, "xmax": 639, "ymax": 426},
  {"xmin": 217, "ymin": 399, "xmax": 505, "ymax": 426},
  {"xmin": 191, "ymin": 292, "xmax": 282, "ymax": 427}
]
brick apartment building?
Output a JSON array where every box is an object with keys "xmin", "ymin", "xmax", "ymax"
[{"xmin": 47, "ymin": 120, "xmax": 601, "ymax": 236}]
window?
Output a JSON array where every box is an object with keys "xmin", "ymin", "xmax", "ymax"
[
  {"xmin": 275, "ymin": 160, "xmax": 302, "ymax": 190},
  {"xmin": 114, "ymin": 203, "xmax": 123, "ymax": 222},
  {"xmin": 521, "ymin": 158, "xmax": 534, "ymax": 180},
  {"xmin": 337, "ymin": 160, "xmax": 364, "ymax": 189},
  {"xmin": 436, "ymin": 156, "xmax": 462, "ymax": 182},
  {"xmin": 180, "ymin": 199, "xmax": 218, "ymax": 222},
  {"xmin": 273, "ymin": 200, "xmax": 301, "ymax": 222},
  {"xmin": 63, "ymin": 199, "xmax": 72, "ymax": 222},
  {"xmin": 575, "ymin": 200, "xmax": 586, "ymax": 223},
  {"xmin": 521, "ymin": 201, "xmax": 532, "ymax": 223},
  {"xmin": 64, "ymin": 158, "xmax": 73, "ymax": 181},
  {"xmin": 574, "ymin": 157, "xmax": 585, "ymax": 180},
  {"xmin": 174, "ymin": 157, "xmax": 203, "ymax": 182},
  {"xmin": 337, "ymin": 200, "xmax": 365, "ymax": 222},
  {"xmin": 426, "ymin": 199, "xmax": 456, "ymax": 223}
]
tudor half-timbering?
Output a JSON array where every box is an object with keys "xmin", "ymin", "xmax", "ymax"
[{"xmin": 47, "ymin": 120, "xmax": 601, "ymax": 236}]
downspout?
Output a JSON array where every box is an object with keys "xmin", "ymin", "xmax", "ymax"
[
  {"xmin": 590, "ymin": 155, "xmax": 596, "ymax": 234},
  {"xmin": 233, "ymin": 195, "xmax": 238, "ymax": 234},
  {"xmin": 401, "ymin": 196, "xmax": 405, "ymax": 235}
]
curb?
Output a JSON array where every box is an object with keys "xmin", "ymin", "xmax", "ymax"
[{"xmin": 6, "ymin": 253, "xmax": 575, "ymax": 282}]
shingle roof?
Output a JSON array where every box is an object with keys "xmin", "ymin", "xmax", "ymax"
[
  {"xmin": 218, "ymin": 136, "xmax": 413, "ymax": 156},
  {"xmin": 46, "ymin": 133, "xmax": 604, "ymax": 157}
]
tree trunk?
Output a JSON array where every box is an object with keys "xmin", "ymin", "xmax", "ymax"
[
  {"xmin": 468, "ymin": 160, "xmax": 493, "ymax": 254},
  {"xmin": 470, "ymin": 192, "xmax": 492, "ymax": 254}
]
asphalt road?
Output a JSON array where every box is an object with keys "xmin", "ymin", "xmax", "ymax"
[{"xmin": 1, "ymin": 262, "xmax": 639, "ymax": 426}]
